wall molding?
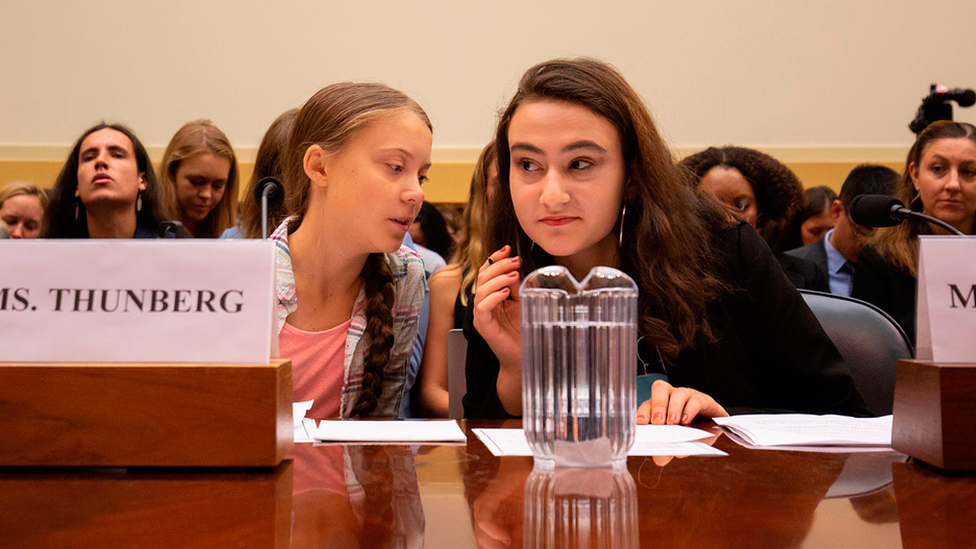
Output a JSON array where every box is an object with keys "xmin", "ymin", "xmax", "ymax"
[{"xmin": 1, "ymin": 144, "xmax": 910, "ymax": 163}]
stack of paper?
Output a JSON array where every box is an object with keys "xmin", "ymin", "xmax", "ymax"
[
  {"xmin": 713, "ymin": 414, "xmax": 893, "ymax": 452},
  {"xmin": 312, "ymin": 420, "xmax": 466, "ymax": 444},
  {"xmin": 292, "ymin": 400, "xmax": 467, "ymax": 444},
  {"xmin": 473, "ymin": 425, "xmax": 727, "ymax": 457}
]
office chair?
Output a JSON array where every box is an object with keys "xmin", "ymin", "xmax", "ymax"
[{"xmin": 799, "ymin": 290, "xmax": 914, "ymax": 416}]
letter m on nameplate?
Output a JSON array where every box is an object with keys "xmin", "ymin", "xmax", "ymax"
[{"xmin": 949, "ymin": 284, "xmax": 976, "ymax": 308}]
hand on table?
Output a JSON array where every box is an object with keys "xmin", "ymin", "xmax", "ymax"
[{"xmin": 636, "ymin": 379, "xmax": 728, "ymax": 426}]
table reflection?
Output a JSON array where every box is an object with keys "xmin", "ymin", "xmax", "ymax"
[
  {"xmin": 289, "ymin": 444, "xmax": 424, "ymax": 549},
  {"xmin": 524, "ymin": 467, "xmax": 638, "ymax": 549}
]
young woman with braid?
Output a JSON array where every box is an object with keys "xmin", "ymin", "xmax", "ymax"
[
  {"xmin": 418, "ymin": 142, "xmax": 497, "ymax": 416},
  {"xmin": 273, "ymin": 82, "xmax": 430, "ymax": 419}
]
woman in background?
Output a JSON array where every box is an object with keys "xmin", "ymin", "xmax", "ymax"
[
  {"xmin": 43, "ymin": 123, "xmax": 168, "ymax": 238},
  {"xmin": 680, "ymin": 145, "xmax": 804, "ymax": 252},
  {"xmin": 158, "ymin": 119, "xmax": 239, "ymax": 238},
  {"xmin": 779, "ymin": 185, "xmax": 838, "ymax": 251},
  {"xmin": 274, "ymin": 82, "xmax": 429, "ymax": 419},
  {"xmin": 226, "ymin": 108, "xmax": 299, "ymax": 239},
  {"xmin": 854, "ymin": 121, "xmax": 976, "ymax": 346},
  {"xmin": 418, "ymin": 142, "xmax": 496, "ymax": 417},
  {"xmin": 466, "ymin": 58, "xmax": 867, "ymax": 422},
  {"xmin": 0, "ymin": 181, "xmax": 48, "ymax": 238}
]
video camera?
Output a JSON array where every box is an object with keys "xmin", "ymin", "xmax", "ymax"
[{"xmin": 909, "ymin": 84, "xmax": 976, "ymax": 134}]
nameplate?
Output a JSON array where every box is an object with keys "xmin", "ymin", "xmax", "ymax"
[
  {"xmin": 917, "ymin": 236, "xmax": 976, "ymax": 362},
  {"xmin": 0, "ymin": 240, "xmax": 275, "ymax": 363}
]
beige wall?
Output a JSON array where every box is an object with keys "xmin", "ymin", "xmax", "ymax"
[{"xmin": 2, "ymin": 1, "xmax": 974, "ymax": 201}]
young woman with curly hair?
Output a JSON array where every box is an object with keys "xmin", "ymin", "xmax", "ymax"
[
  {"xmin": 680, "ymin": 145, "xmax": 804, "ymax": 252},
  {"xmin": 274, "ymin": 82, "xmax": 430, "ymax": 418},
  {"xmin": 465, "ymin": 58, "xmax": 868, "ymax": 421}
]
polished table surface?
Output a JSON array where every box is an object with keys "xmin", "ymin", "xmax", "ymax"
[{"xmin": 2, "ymin": 419, "xmax": 975, "ymax": 549}]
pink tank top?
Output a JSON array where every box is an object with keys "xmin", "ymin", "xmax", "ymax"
[{"xmin": 279, "ymin": 319, "xmax": 352, "ymax": 419}]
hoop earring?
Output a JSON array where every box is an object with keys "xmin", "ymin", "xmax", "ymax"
[
  {"xmin": 74, "ymin": 199, "xmax": 80, "ymax": 221},
  {"xmin": 910, "ymin": 193, "xmax": 923, "ymax": 213},
  {"xmin": 136, "ymin": 191, "xmax": 143, "ymax": 213},
  {"xmin": 618, "ymin": 204, "xmax": 627, "ymax": 248}
]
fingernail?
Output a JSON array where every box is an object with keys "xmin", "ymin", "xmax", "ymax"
[
  {"xmin": 668, "ymin": 412, "xmax": 678, "ymax": 423},
  {"xmin": 510, "ymin": 256, "xmax": 520, "ymax": 264},
  {"xmin": 637, "ymin": 414, "xmax": 647, "ymax": 422},
  {"xmin": 681, "ymin": 413, "xmax": 689, "ymax": 424},
  {"xmin": 652, "ymin": 412, "xmax": 663, "ymax": 423}
]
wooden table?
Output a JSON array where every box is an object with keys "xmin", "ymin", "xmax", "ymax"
[{"xmin": 2, "ymin": 419, "xmax": 974, "ymax": 548}]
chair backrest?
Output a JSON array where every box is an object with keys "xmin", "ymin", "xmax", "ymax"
[
  {"xmin": 799, "ymin": 290, "xmax": 914, "ymax": 416},
  {"xmin": 447, "ymin": 329, "xmax": 468, "ymax": 419}
]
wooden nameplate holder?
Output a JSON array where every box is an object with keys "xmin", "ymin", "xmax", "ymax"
[
  {"xmin": 0, "ymin": 359, "xmax": 293, "ymax": 467},
  {"xmin": 892, "ymin": 359, "xmax": 976, "ymax": 470}
]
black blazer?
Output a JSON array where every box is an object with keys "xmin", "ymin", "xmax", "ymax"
[
  {"xmin": 462, "ymin": 223, "xmax": 869, "ymax": 419},
  {"xmin": 851, "ymin": 246, "xmax": 917, "ymax": 347},
  {"xmin": 783, "ymin": 238, "xmax": 830, "ymax": 292}
]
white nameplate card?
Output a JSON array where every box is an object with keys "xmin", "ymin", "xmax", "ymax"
[
  {"xmin": 917, "ymin": 236, "xmax": 976, "ymax": 362},
  {"xmin": 0, "ymin": 240, "xmax": 275, "ymax": 363}
]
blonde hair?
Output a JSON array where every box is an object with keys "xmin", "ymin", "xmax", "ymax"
[
  {"xmin": 455, "ymin": 142, "xmax": 496, "ymax": 306},
  {"xmin": 284, "ymin": 82, "xmax": 431, "ymax": 418},
  {"xmin": 867, "ymin": 120, "xmax": 976, "ymax": 276},
  {"xmin": 0, "ymin": 180, "xmax": 49, "ymax": 211},
  {"xmin": 158, "ymin": 119, "xmax": 239, "ymax": 237}
]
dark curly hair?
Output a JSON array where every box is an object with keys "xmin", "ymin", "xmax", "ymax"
[{"xmin": 680, "ymin": 146, "xmax": 803, "ymax": 251}]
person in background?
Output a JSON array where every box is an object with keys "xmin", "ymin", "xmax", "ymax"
[
  {"xmin": 158, "ymin": 120, "xmax": 239, "ymax": 238},
  {"xmin": 437, "ymin": 204, "xmax": 463, "ymax": 248},
  {"xmin": 681, "ymin": 145, "xmax": 824, "ymax": 289},
  {"xmin": 853, "ymin": 121, "xmax": 976, "ymax": 345},
  {"xmin": 680, "ymin": 145, "xmax": 804, "ymax": 251},
  {"xmin": 419, "ymin": 142, "xmax": 496, "ymax": 417},
  {"xmin": 787, "ymin": 165, "xmax": 898, "ymax": 296},
  {"xmin": 465, "ymin": 58, "xmax": 867, "ymax": 422},
  {"xmin": 225, "ymin": 108, "xmax": 299, "ymax": 239},
  {"xmin": 274, "ymin": 82, "xmax": 429, "ymax": 419},
  {"xmin": 409, "ymin": 201, "xmax": 454, "ymax": 261},
  {"xmin": 43, "ymin": 123, "xmax": 169, "ymax": 238},
  {"xmin": 778, "ymin": 186, "xmax": 837, "ymax": 251},
  {"xmin": 0, "ymin": 181, "xmax": 48, "ymax": 238}
]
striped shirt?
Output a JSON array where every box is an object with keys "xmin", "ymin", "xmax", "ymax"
[{"xmin": 272, "ymin": 217, "xmax": 426, "ymax": 418}]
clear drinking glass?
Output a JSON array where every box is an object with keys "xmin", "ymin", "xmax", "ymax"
[
  {"xmin": 520, "ymin": 266, "xmax": 638, "ymax": 469},
  {"xmin": 523, "ymin": 466, "xmax": 639, "ymax": 549}
]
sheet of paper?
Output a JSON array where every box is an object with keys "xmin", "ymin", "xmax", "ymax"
[
  {"xmin": 713, "ymin": 414, "xmax": 892, "ymax": 447},
  {"xmin": 472, "ymin": 426, "xmax": 727, "ymax": 457},
  {"xmin": 293, "ymin": 401, "xmax": 316, "ymax": 443},
  {"xmin": 313, "ymin": 420, "xmax": 467, "ymax": 443}
]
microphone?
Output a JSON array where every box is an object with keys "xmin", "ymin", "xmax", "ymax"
[
  {"xmin": 849, "ymin": 194, "xmax": 966, "ymax": 236},
  {"xmin": 932, "ymin": 87, "xmax": 976, "ymax": 108},
  {"xmin": 253, "ymin": 176, "xmax": 286, "ymax": 239}
]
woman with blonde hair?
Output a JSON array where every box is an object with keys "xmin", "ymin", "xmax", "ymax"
[
  {"xmin": 158, "ymin": 119, "xmax": 239, "ymax": 237},
  {"xmin": 418, "ymin": 142, "xmax": 496, "ymax": 416},
  {"xmin": 0, "ymin": 181, "xmax": 48, "ymax": 238},
  {"xmin": 274, "ymin": 82, "xmax": 430, "ymax": 419},
  {"xmin": 854, "ymin": 120, "xmax": 976, "ymax": 345}
]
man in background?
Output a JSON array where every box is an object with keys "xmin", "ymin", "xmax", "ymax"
[{"xmin": 786, "ymin": 164, "xmax": 898, "ymax": 297}]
